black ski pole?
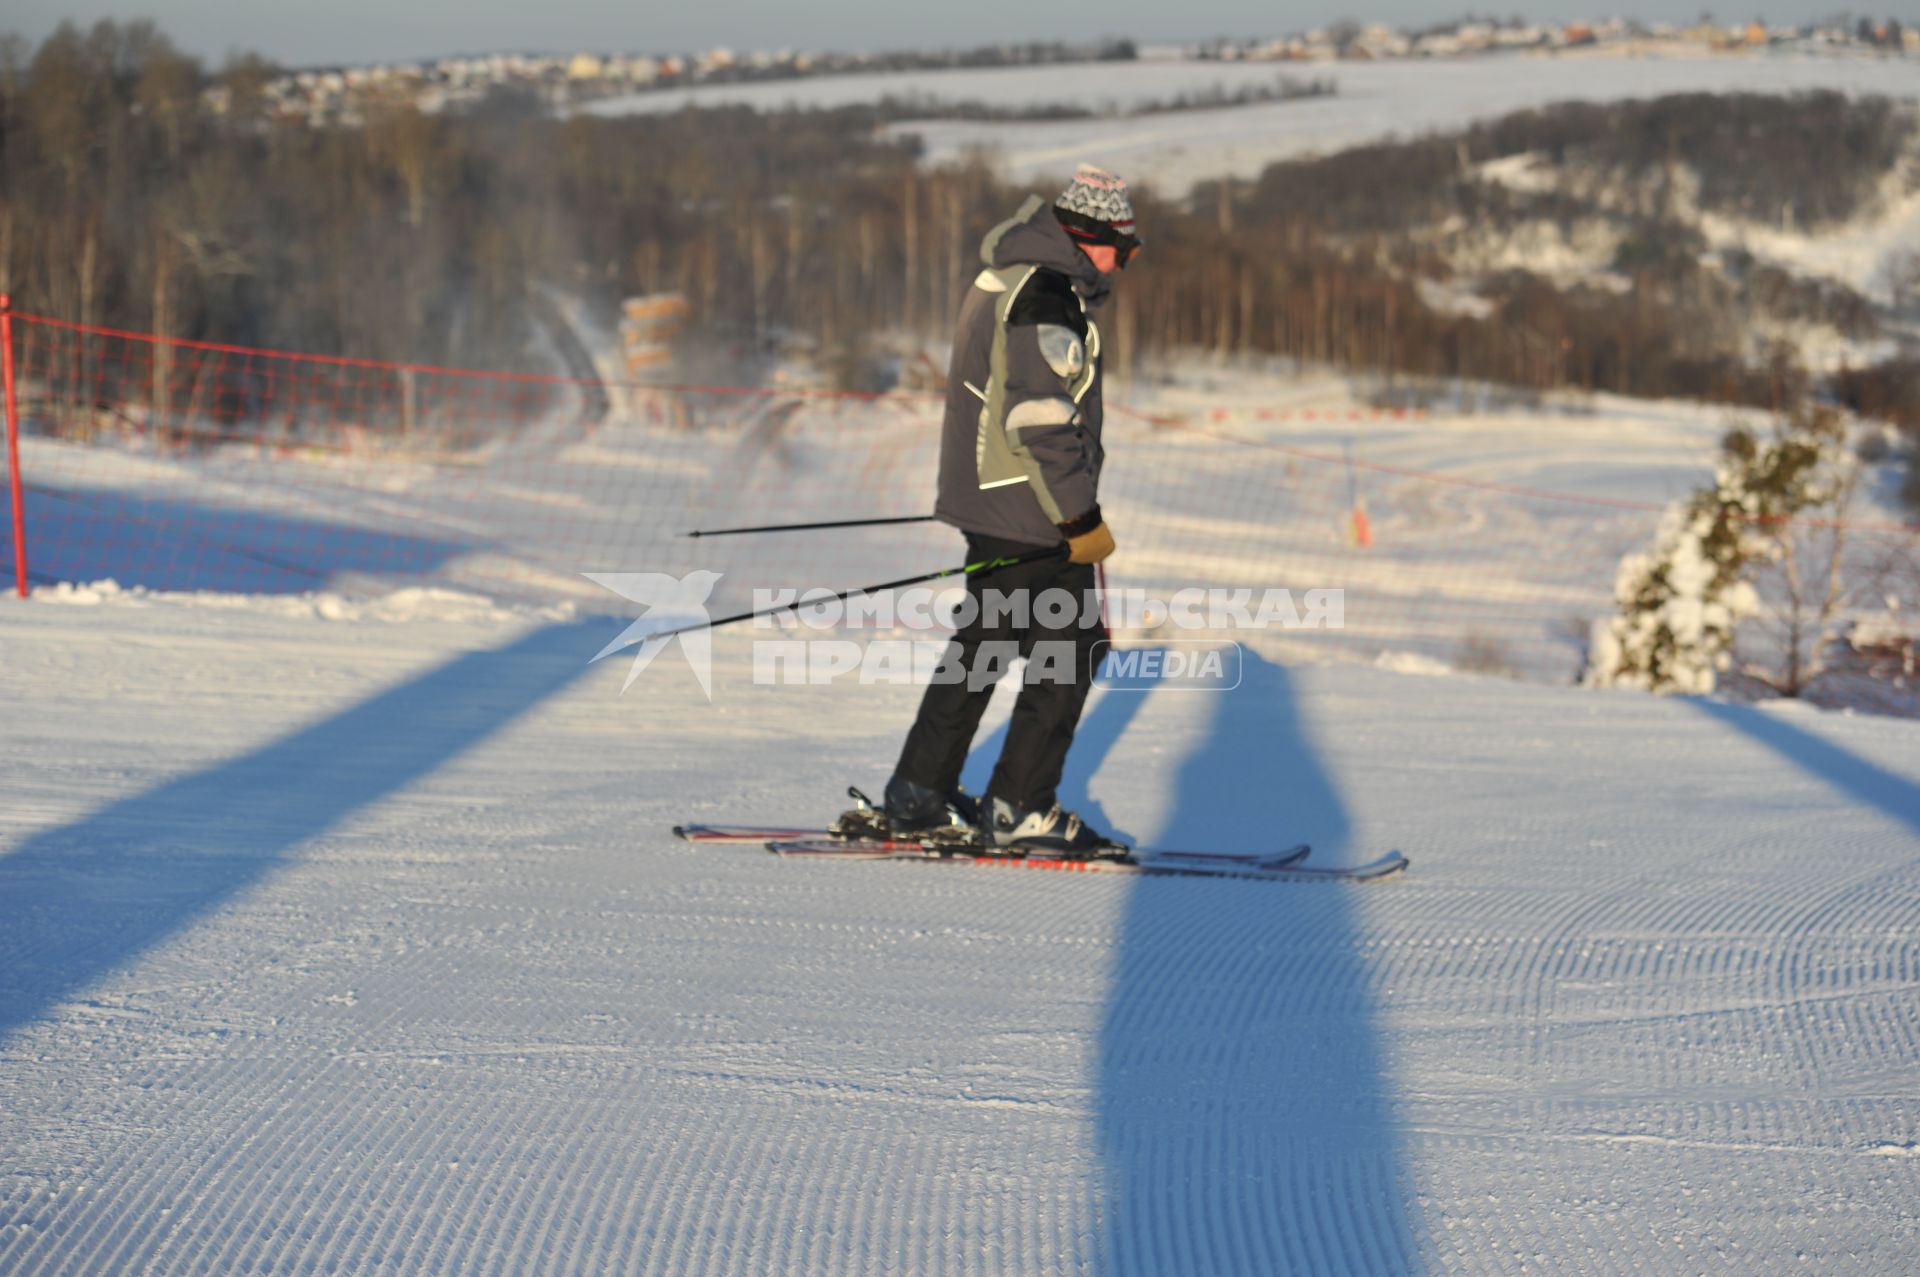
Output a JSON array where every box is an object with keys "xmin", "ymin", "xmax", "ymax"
[
  {"xmin": 687, "ymin": 514, "xmax": 937, "ymax": 538},
  {"xmin": 618, "ymin": 544, "xmax": 1067, "ymax": 645}
]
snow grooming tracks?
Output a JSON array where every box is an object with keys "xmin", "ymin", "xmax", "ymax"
[{"xmin": 674, "ymin": 827, "xmax": 1409, "ymax": 883}]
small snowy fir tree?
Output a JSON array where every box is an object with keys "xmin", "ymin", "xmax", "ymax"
[{"xmin": 1586, "ymin": 406, "xmax": 1848, "ymax": 695}]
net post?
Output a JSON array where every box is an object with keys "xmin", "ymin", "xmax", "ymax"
[{"xmin": 2, "ymin": 295, "xmax": 25, "ymax": 599}]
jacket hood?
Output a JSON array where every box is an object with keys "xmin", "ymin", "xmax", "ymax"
[{"xmin": 980, "ymin": 195, "xmax": 1109, "ymax": 307}]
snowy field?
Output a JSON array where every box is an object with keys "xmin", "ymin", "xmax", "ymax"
[
  {"xmin": 581, "ymin": 53, "xmax": 1920, "ymax": 190},
  {"xmin": 3, "ymin": 592, "xmax": 1918, "ymax": 1274}
]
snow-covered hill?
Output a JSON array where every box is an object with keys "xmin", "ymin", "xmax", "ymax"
[
  {"xmin": 7, "ymin": 62, "xmax": 1920, "ymax": 1258},
  {"xmin": 582, "ymin": 53, "xmax": 1920, "ymax": 192}
]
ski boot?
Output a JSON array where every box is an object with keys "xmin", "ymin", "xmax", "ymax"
[
  {"xmin": 986, "ymin": 795, "xmax": 1128, "ymax": 859},
  {"xmin": 832, "ymin": 779, "xmax": 981, "ymax": 845}
]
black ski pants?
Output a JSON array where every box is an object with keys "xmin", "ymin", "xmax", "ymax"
[{"xmin": 894, "ymin": 532, "xmax": 1106, "ymax": 812}]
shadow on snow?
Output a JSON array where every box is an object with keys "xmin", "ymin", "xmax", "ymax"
[
  {"xmin": 966, "ymin": 649, "xmax": 1418, "ymax": 1274},
  {"xmin": 8, "ymin": 484, "xmax": 474, "ymax": 594},
  {"xmin": 0, "ymin": 622, "xmax": 596, "ymax": 1041},
  {"xmin": 1689, "ymin": 698, "xmax": 1920, "ymax": 839}
]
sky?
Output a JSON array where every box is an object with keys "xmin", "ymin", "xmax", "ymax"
[{"xmin": 4, "ymin": 0, "xmax": 1895, "ymax": 67}]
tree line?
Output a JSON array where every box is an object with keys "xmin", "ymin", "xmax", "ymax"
[{"xmin": 3, "ymin": 20, "xmax": 1915, "ymax": 480}]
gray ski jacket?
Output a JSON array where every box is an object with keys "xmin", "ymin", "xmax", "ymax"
[{"xmin": 932, "ymin": 195, "xmax": 1109, "ymax": 548}]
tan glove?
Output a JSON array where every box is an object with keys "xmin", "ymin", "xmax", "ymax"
[{"xmin": 1059, "ymin": 506, "xmax": 1115, "ymax": 565}]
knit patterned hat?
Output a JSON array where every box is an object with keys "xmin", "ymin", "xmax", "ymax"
[{"xmin": 1055, "ymin": 164, "xmax": 1136, "ymax": 234}]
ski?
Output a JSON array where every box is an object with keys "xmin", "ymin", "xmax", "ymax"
[
  {"xmin": 764, "ymin": 839, "xmax": 1308, "ymax": 868},
  {"xmin": 674, "ymin": 823, "xmax": 828, "ymax": 844},
  {"xmin": 757, "ymin": 838, "xmax": 1408, "ymax": 883},
  {"xmin": 679, "ymin": 823, "xmax": 1308, "ymax": 869},
  {"xmin": 674, "ymin": 797, "xmax": 1408, "ymax": 882}
]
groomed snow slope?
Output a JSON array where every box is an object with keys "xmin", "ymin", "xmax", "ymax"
[{"xmin": 3, "ymin": 592, "xmax": 1917, "ymax": 1274}]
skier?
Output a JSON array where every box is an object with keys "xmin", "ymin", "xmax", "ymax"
[{"xmin": 875, "ymin": 164, "xmax": 1143, "ymax": 854}]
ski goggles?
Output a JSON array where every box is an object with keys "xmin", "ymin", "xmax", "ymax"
[{"xmin": 1056, "ymin": 208, "xmax": 1145, "ymax": 269}]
